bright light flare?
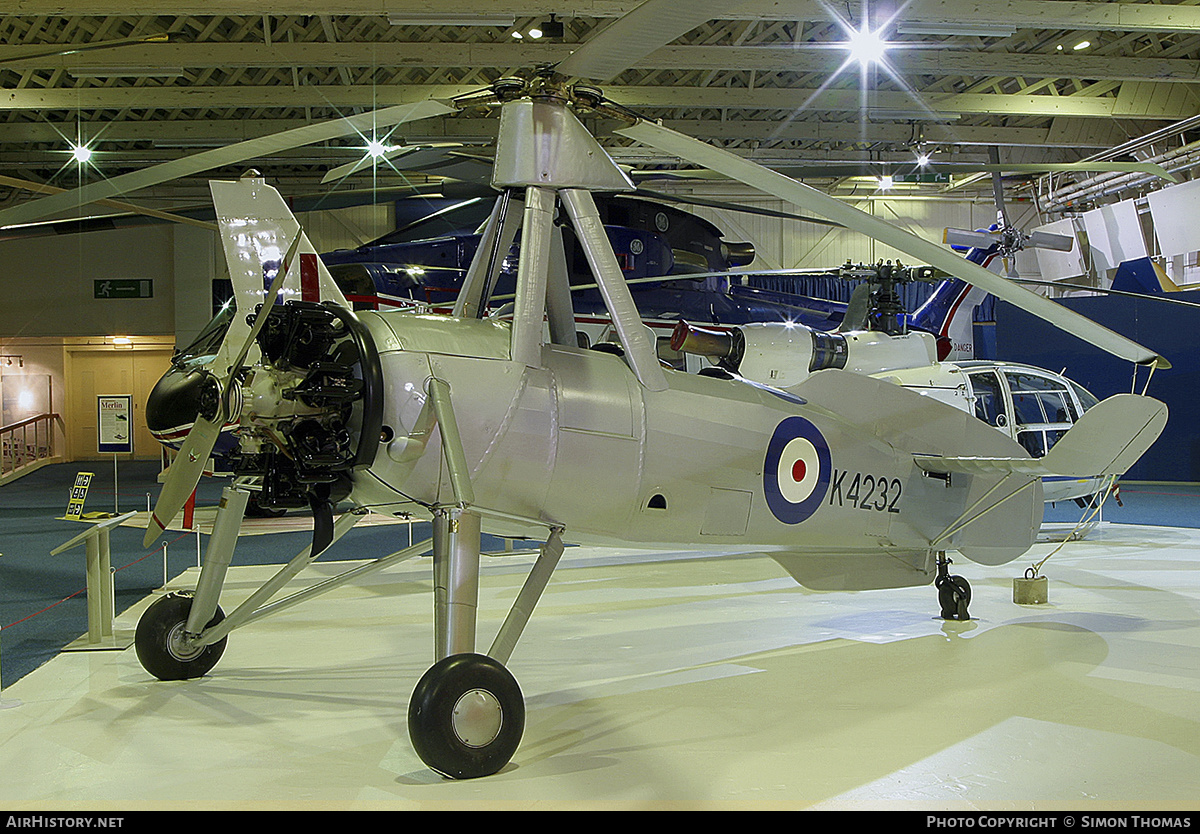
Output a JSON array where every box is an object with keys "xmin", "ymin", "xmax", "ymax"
[
  {"xmin": 366, "ymin": 138, "xmax": 389, "ymax": 158},
  {"xmin": 846, "ymin": 25, "xmax": 889, "ymax": 66},
  {"xmin": 70, "ymin": 144, "xmax": 93, "ymax": 164}
]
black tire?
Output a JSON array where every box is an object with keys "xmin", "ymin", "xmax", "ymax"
[
  {"xmin": 135, "ymin": 592, "xmax": 227, "ymax": 681},
  {"xmin": 938, "ymin": 575, "xmax": 972, "ymax": 620},
  {"xmin": 408, "ymin": 653, "xmax": 525, "ymax": 779}
]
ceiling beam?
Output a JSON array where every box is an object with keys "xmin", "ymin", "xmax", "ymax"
[{"xmin": 7, "ymin": 2, "xmax": 1200, "ymax": 33}]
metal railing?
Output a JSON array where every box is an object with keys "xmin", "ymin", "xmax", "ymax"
[{"xmin": 1, "ymin": 412, "xmax": 59, "ymax": 479}]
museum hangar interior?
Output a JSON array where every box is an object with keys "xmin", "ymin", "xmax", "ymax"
[{"xmin": 0, "ymin": 2, "xmax": 1199, "ymax": 809}]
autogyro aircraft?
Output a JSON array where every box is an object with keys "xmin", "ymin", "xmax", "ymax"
[{"xmin": 128, "ymin": 5, "xmax": 1170, "ymax": 782}]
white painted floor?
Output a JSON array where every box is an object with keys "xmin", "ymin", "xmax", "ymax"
[{"xmin": 2, "ymin": 522, "xmax": 1199, "ymax": 810}]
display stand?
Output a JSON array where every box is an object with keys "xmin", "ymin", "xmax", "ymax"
[{"xmin": 51, "ymin": 511, "xmax": 138, "ymax": 651}]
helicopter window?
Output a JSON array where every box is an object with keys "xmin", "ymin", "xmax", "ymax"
[
  {"xmin": 1010, "ymin": 391, "xmax": 1046, "ymax": 425},
  {"xmin": 1017, "ymin": 430, "xmax": 1047, "ymax": 458},
  {"xmin": 1037, "ymin": 391, "xmax": 1074, "ymax": 424},
  {"xmin": 1004, "ymin": 372, "xmax": 1074, "ymax": 426},
  {"xmin": 1069, "ymin": 381, "xmax": 1100, "ymax": 413},
  {"xmin": 966, "ymin": 372, "xmax": 1004, "ymax": 427}
]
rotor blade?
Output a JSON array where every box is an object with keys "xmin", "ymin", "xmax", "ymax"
[
  {"xmin": 980, "ymin": 162, "xmax": 1177, "ymax": 181},
  {"xmin": 556, "ymin": 0, "xmax": 729, "ymax": 81},
  {"xmin": 143, "ymin": 415, "xmax": 222, "ymax": 547},
  {"xmin": 321, "ymin": 145, "xmax": 423, "ymax": 183},
  {"xmin": 633, "ymin": 188, "xmax": 844, "ymax": 227},
  {"xmin": 1027, "ymin": 231, "xmax": 1075, "ymax": 252},
  {"xmin": 1010, "ymin": 277, "xmax": 1200, "ymax": 310},
  {"xmin": 944, "ymin": 228, "xmax": 1001, "ymax": 250},
  {"xmin": 0, "ymin": 33, "xmax": 168, "ymax": 65},
  {"xmin": 0, "ymin": 99, "xmax": 455, "ymax": 228},
  {"xmin": 618, "ymin": 119, "xmax": 1169, "ymax": 370},
  {"xmin": 0, "ymin": 175, "xmax": 217, "ymax": 231},
  {"xmin": 988, "ymin": 147, "xmax": 1009, "ymax": 228},
  {"xmin": 838, "ymin": 283, "xmax": 872, "ymax": 333}
]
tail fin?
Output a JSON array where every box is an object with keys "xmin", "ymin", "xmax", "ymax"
[
  {"xmin": 909, "ymin": 244, "xmax": 998, "ymax": 360},
  {"xmin": 210, "ymin": 173, "xmax": 350, "ymax": 330}
]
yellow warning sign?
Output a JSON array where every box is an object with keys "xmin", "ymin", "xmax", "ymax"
[{"xmin": 65, "ymin": 472, "xmax": 93, "ymax": 521}]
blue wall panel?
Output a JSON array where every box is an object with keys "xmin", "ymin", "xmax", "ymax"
[{"xmin": 995, "ymin": 290, "xmax": 1200, "ymax": 482}]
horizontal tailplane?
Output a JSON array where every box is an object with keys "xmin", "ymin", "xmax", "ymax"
[{"xmin": 914, "ymin": 393, "xmax": 1167, "ymax": 479}]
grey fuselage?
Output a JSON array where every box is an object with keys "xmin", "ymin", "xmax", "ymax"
[{"xmin": 349, "ymin": 311, "xmax": 1043, "ymax": 591}]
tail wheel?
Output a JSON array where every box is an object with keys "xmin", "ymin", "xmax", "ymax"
[
  {"xmin": 937, "ymin": 575, "xmax": 972, "ymax": 621},
  {"xmin": 408, "ymin": 653, "xmax": 525, "ymax": 779},
  {"xmin": 135, "ymin": 592, "xmax": 227, "ymax": 681}
]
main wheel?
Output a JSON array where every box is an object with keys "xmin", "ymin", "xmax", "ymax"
[
  {"xmin": 408, "ymin": 653, "xmax": 524, "ymax": 779},
  {"xmin": 135, "ymin": 591, "xmax": 227, "ymax": 681}
]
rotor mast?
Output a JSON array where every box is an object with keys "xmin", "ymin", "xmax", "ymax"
[{"xmin": 483, "ymin": 74, "xmax": 668, "ymax": 391}]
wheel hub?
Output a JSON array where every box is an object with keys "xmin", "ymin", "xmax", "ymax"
[
  {"xmin": 165, "ymin": 622, "xmax": 205, "ymax": 662},
  {"xmin": 451, "ymin": 689, "xmax": 503, "ymax": 748}
]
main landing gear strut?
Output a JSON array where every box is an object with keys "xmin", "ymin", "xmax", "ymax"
[
  {"xmin": 133, "ymin": 482, "xmax": 566, "ymax": 780},
  {"xmin": 408, "ymin": 507, "xmax": 565, "ymax": 778}
]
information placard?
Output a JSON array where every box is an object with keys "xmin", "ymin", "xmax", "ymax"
[
  {"xmin": 97, "ymin": 395, "xmax": 133, "ymax": 454},
  {"xmin": 65, "ymin": 472, "xmax": 93, "ymax": 520}
]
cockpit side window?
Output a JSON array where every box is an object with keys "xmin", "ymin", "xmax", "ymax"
[
  {"xmin": 967, "ymin": 371, "xmax": 1005, "ymax": 428},
  {"xmin": 1069, "ymin": 381, "xmax": 1100, "ymax": 413},
  {"xmin": 1004, "ymin": 370, "xmax": 1078, "ymax": 458}
]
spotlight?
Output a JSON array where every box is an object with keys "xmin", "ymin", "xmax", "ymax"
[
  {"xmin": 541, "ymin": 15, "xmax": 565, "ymax": 39},
  {"xmin": 846, "ymin": 25, "xmax": 888, "ymax": 66},
  {"xmin": 71, "ymin": 143, "xmax": 92, "ymax": 164}
]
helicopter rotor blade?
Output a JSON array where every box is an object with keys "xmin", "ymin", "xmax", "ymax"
[
  {"xmin": 1009, "ymin": 277, "xmax": 1200, "ymax": 310},
  {"xmin": 555, "ymin": 0, "xmax": 729, "ymax": 81},
  {"xmin": 1027, "ymin": 231, "xmax": 1076, "ymax": 252},
  {"xmin": 631, "ymin": 188, "xmax": 844, "ymax": 227},
  {"xmin": 618, "ymin": 119, "xmax": 1169, "ymax": 370},
  {"xmin": 0, "ymin": 99, "xmax": 455, "ymax": 229},
  {"xmin": 944, "ymin": 228, "xmax": 1001, "ymax": 250},
  {"xmin": 838, "ymin": 283, "xmax": 873, "ymax": 333}
]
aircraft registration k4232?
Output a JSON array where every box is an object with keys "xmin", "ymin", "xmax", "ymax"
[{"xmin": 134, "ymin": 62, "xmax": 1168, "ymax": 780}]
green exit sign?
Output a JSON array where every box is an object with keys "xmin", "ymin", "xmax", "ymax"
[{"xmin": 94, "ymin": 279, "xmax": 153, "ymax": 299}]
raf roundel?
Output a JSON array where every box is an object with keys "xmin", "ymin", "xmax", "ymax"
[{"xmin": 763, "ymin": 416, "xmax": 831, "ymax": 524}]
